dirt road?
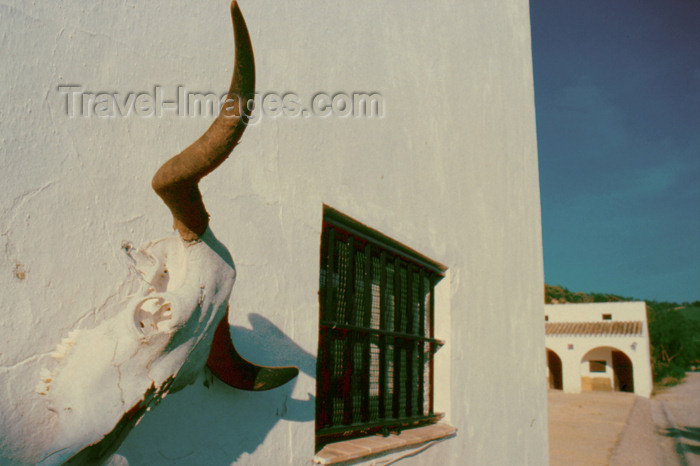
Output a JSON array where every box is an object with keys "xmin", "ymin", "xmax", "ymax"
[
  {"xmin": 548, "ymin": 390, "xmax": 636, "ymax": 465},
  {"xmin": 549, "ymin": 373, "xmax": 700, "ymax": 466},
  {"xmin": 650, "ymin": 372, "xmax": 700, "ymax": 466}
]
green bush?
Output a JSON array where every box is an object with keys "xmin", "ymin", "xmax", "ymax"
[{"xmin": 648, "ymin": 304, "xmax": 700, "ymax": 383}]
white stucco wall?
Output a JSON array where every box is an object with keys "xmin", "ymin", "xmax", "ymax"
[
  {"xmin": 545, "ymin": 301, "xmax": 649, "ymax": 323},
  {"xmin": 545, "ymin": 302, "xmax": 653, "ymax": 397},
  {"xmin": 1, "ymin": 1, "xmax": 546, "ymax": 464}
]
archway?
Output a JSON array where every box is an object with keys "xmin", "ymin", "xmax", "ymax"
[
  {"xmin": 612, "ymin": 350, "xmax": 634, "ymax": 393},
  {"xmin": 547, "ymin": 349, "xmax": 563, "ymax": 390},
  {"xmin": 580, "ymin": 346, "xmax": 634, "ymax": 393}
]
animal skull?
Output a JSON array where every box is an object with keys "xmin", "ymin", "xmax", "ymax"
[{"xmin": 35, "ymin": 3, "xmax": 297, "ymax": 464}]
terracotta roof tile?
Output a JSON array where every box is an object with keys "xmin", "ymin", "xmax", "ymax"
[{"xmin": 545, "ymin": 321, "xmax": 642, "ymax": 337}]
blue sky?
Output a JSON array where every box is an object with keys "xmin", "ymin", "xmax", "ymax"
[{"xmin": 529, "ymin": 1, "xmax": 700, "ymax": 303}]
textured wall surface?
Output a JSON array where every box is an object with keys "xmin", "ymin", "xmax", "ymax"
[
  {"xmin": 0, "ymin": 0, "xmax": 546, "ymax": 464},
  {"xmin": 546, "ymin": 301, "xmax": 650, "ymax": 322}
]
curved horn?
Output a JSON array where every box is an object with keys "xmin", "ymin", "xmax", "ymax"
[
  {"xmin": 206, "ymin": 307, "xmax": 299, "ymax": 391},
  {"xmin": 152, "ymin": 1, "xmax": 255, "ymax": 241}
]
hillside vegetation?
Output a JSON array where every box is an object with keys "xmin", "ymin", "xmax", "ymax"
[{"xmin": 545, "ymin": 284, "xmax": 700, "ymax": 385}]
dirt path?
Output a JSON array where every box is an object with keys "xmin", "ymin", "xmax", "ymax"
[
  {"xmin": 652, "ymin": 372, "xmax": 700, "ymax": 466},
  {"xmin": 549, "ymin": 373, "xmax": 700, "ymax": 466},
  {"xmin": 548, "ymin": 390, "xmax": 636, "ymax": 466},
  {"xmin": 609, "ymin": 396, "xmax": 660, "ymax": 466}
]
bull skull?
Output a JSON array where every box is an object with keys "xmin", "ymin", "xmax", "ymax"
[{"xmin": 37, "ymin": 3, "xmax": 298, "ymax": 464}]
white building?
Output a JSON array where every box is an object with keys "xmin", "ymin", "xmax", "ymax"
[
  {"xmin": 0, "ymin": 1, "xmax": 547, "ymax": 464},
  {"xmin": 545, "ymin": 302, "xmax": 653, "ymax": 398}
]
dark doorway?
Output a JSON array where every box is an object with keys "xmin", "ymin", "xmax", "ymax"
[
  {"xmin": 612, "ymin": 350, "xmax": 634, "ymax": 393},
  {"xmin": 547, "ymin": 349, "xmax": 563, "ymax": 390}
]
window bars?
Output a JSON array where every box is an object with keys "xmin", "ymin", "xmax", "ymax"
[{"xmin": 316, "ymin": 209, "xmax": 445, "ymax": 446}]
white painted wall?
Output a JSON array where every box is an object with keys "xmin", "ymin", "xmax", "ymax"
[
  {"xmin": 545, "ymin": 301, "xmax": 648, "ymax": 323},
  {"xmin": 0, "ymin": 0, "xmax": 546, "ymax": 464},
  {"xmin": 545, "ymin": 302, "xmax": 653, "ymax": 397}
]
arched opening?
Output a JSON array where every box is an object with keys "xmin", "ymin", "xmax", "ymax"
[
  {"xmin": 547, "ymin": 349, "xmax": 563, "ymax": 390},
  {"xmin": 580, "ymin": 347, "xmax": 634, "ymax": 393},
  {"xmin": 612, "ymin": 350, "xmax": 634, "ymax": 393}
]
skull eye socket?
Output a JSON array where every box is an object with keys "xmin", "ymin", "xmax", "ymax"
[{"xmin": 133, "ymin": 297, "xmax": 173, "ymax": 336}]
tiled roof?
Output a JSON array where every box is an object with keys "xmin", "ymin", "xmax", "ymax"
[{"xmin": 545, "ymin": 321, "xmax": 643, "ymax": 337}]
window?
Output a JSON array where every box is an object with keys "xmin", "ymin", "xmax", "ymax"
[
  {"xmin": 316, "ymin": 207, "xmax": 446, "ymax": 448},
  {"xmin": 544, "ymin": 315, "xmax": 549, "ymax": 321},
  {"xmin": 602, "ymin": 314, "xmax": 612, "ymax": 320},
  {"xmin": 589, "ymin": 360, "xmax": 606, "ymax": 373}
]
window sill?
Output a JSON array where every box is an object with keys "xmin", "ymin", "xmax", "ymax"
[{"xmin": 312, "ymin": 423, "xmax": 457, "ymax": 465}]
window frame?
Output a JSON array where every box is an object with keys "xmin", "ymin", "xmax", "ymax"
[{"xmin": 316, "ymin": 207, "xmax": 447, "ymax": 448}]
